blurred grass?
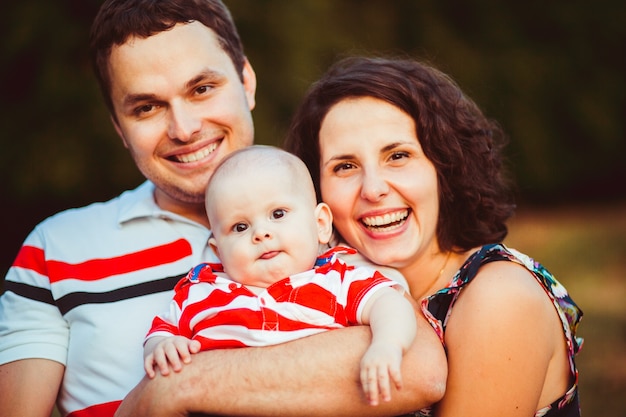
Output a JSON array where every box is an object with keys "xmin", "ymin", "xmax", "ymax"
[
  {"xmin": 506, "ymin": 202, "xmax": 626, "ymax": 416},
  {"xmin": 49, "ymin": 203, "xmax": 625, "ymax": 416}
]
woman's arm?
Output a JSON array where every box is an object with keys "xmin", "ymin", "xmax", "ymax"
[
  {"xmin": 436, "ymin": 262, "xmax": 569, "ymax": 416},
  {"xmin": 115, "ymin": 311, "xmax": 446, "ymax": 417}
]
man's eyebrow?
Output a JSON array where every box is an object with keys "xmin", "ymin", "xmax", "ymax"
[
  {"xmin": 121, "ymin": 70, "xmax": 225, "ymax": 109},
  {"xmin": 185, "ymin": 69, "xmax": 223, "ymax": 89},
  {"xmin": 122, "ymin": 93, "xmax": 157, "ymax": 108}
]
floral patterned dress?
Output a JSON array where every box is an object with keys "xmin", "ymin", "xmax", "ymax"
[{"xmin": 412, "ymin": 243, "xmax": 583, "ymax": 417}]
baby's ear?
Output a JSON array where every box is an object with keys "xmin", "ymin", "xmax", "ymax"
[
  {"xmin": 208, "ymin": 234, "xmax": 220, "ymax": 258},
  {"xmin": 315, "ymin": 203, "xmax": 334, "ymax": 244}
]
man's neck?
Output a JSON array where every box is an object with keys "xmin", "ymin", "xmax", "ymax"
[{"xmin": 153, "ymin": 189, "xmax": 210, "ymax": 228}]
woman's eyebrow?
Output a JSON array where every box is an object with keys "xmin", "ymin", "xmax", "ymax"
[{"xmin": 322, "ymin": 153, "xmax": 353, "ymax": 167}]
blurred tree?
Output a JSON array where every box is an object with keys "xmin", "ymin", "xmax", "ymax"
[{"xmin": 1, "ymin": 0, "xmax": 624, "ymax": 279}]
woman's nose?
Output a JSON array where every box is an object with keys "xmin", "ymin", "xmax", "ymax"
[{"xmin": 360, "ymin": 169, "xmax": 390, "ymax": 202}]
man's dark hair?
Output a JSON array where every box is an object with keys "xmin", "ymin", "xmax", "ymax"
[{"xmin": 90, "ymin": 0, "xmax": 245, "ymax": 117}]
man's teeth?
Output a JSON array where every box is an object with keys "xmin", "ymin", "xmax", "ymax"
[
  {"xmin": 176, "ymin": 142, "xmax": 218, "ymax": 163},
  {"xmin": 361, "ymin": 210, "xmax": 408, "ymax": 227}
]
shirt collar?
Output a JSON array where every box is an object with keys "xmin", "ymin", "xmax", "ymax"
[{"xmin": 116, "ymin": 181, "xmax": 203, "ymax": 227}]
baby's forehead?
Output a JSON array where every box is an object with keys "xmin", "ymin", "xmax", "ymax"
[{"xmin": 206, "ymin": 147, "xmax": 316, "ymax": 202}]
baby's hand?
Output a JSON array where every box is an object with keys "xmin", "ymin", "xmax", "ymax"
[
  {"xmin": 144, "ymin": 336, "xmax": 201, "ymax": 378},
  {"xmin": 360, "ymin": 342, "xmax": 404, "ymax": 406}
]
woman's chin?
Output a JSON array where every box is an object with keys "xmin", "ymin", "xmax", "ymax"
[{"xmin": 360, "ymin": 248, "xmax": 406, "ymax": 269}]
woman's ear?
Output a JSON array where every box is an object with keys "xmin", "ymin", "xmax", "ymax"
[{"xmin": 314, "ymin": 203, "xmax": 333, "ymax": 244}]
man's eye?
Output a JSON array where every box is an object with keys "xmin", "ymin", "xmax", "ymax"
[
  {"xmin": 233, "ymin": 223, "xmax": 248, "ymax": 233},
  {"xmin": 272, "ymin": 209, "xmax": 286, "ymax": 219},
  {"xmin": 135, "ymin": 104, "xmax": 154, "ymax": 115},
  {"xmin": 195, "ymin": 85, "xmax": 212, "ymax": 95}
]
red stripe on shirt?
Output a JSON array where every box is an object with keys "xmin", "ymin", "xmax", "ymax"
[
  {"xmin": 12, "ymin": 245, "xmax": 47, "ymax": 275},
  {"xmin": 16, "ymin": 239, "xmax": 193, "ymax": 283},
  {"xmin": 345, "ymin": 270, "xmax": 389, "ymax": 323},
  {"xmin": 67, "ymin": 400, "xmax": 121, "ymax": 417}
]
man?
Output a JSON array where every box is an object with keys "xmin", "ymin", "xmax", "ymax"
[{"xmin": 0, "ymin": 1, "xmax": 445, "ymax": 416}]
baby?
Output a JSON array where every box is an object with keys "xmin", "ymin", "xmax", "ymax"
[{"xmin": 143, "ymin": 145, "xmax": 417, "ymax": 406}]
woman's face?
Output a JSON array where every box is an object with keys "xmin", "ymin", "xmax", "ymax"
[{"xmin": 319, "ymin": 97, "xmax": 440, "ymax": 269}]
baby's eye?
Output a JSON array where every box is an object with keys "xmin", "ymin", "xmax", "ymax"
[
  {"xmin": 271, "ymin": 209, "xmax": 286, "ymax": 219},
  {"xmin": 233, "ymin": 223, "xmax": 248, "ymax": 233}
]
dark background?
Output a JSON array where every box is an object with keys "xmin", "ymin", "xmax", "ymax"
[
  {"xmin": 1, "ymin": 2, "xmax": 625, "ymax": 414},
  {"xmin": 1, "ymin": 0, "xmax": 624, "ymax": 277}
]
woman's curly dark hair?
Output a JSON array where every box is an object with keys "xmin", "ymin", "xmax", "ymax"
[{"xmin": 284, "ymin": 56, "xmax": 516, "ymax": 252}]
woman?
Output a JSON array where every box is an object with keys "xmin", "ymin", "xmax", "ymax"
[{"xmin": 284, "ymin": 56, "xmax": 583, "ymax": 416}]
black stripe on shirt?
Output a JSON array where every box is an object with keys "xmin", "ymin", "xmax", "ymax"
[
  {"xmin": 4, "ymin": 275, "xmax": 184, "ymax": 315},
  {"xmin": 3, "ymin": 281, "xmax": 56, "ymax": 305},
  {"xmin": 56, "ymin": 274, "xmax": 185, "ymax": 315}
]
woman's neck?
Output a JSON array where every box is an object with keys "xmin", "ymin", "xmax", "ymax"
[{"xmin": 401, "ymin": 248, "xmax": 478, "ymax": 300}]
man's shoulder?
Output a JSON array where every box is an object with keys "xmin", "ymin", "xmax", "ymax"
[{"xmin": 40, "ymin": 182, "xmax": 151, "ymax": 229}]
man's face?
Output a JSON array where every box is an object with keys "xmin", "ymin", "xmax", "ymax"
[{"xmin": 108, "ymin": 21, "xmax": 256, "ymax": 213}]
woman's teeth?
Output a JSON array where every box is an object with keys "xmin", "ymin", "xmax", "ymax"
[{"xmin": 361, "ymin": 209, "xmax": 408, "ymax": 230}]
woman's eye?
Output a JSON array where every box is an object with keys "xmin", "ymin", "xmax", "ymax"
[
  {"xmin": 333, "ymin": 162, "xmax": 356, "ymax": 172},
  {"xmin": 390, "ymin": 151, "xmax": 409, "ymax": 161},
  {"xmin": 272, "ymin": 209, "xmax": 286, "ymax": 219},
  {"xmin": 233, "ymin": 223, "xmax": 248, "ymax": 233}
]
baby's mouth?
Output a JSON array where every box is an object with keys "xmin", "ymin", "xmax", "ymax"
[{"xmin": 260, "ymin": 251, "xmax": 280, "ymax": 260}]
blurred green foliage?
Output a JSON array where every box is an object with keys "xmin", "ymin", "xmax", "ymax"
[
  {"xmin": 1, "ymin": 0, "xmax": 624, "ymax": 269},
  {"xmin": 2, "ymin": 3, "xmax": 625, "ymax": 415}
]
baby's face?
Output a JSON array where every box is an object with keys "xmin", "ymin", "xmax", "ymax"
[{"xmin": 207, "ymin": 165, "xmax": 325, "ymax": 287}]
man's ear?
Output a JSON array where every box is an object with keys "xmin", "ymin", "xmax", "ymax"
[
  {"xmin": 314, "ymin": 203, "xmax": 333, "ymax": 245},
  {"xmin": 208, "ymin": 235, "xmax": 220, "ymax": 259},
  {"xmin": 111, "ymin": 115, "xmax": 129, "ymax": 149},
  {"xmin": 241, "ymin": 58, "xmax": 257, "ymax": 111}
]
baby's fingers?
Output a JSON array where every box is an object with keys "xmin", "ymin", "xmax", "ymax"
[
  {"xmin": 361, "ymin": 365, "xmax": 379, "ymax": 406},
  {"xmin": 361, "ymin": 363, "xmax": 391, "ymax": 406},
  {"xmin": 161, "ymin": 342, "xmax": 185, "ymax": 372},
  {"xmin": 389, "ymin": 361, "xmax": 404, "ymax": 391},
  {"xmin": 376, "ymin": 365, "xmax": 393, "ymax": 404},
  {"xmin": 143, "ymin": 353, "xmax": 157, "ymax": 379}
]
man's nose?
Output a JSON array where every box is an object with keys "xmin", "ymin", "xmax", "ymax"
[{"xmin": 167, "ymin": 102, "xmax": 202, "ymax": 142}]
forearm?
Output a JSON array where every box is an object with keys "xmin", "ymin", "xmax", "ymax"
[
  {"xmin": 367, "ymin": 289, "xmax": 417, "ymax": 352},
  {"xmin": 116, "ymin": 315, "xmax": 446, "ymax": 417},
  {"xmin": 0, "ymin": 359, "xmax": 64, "ymax": 417}
]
